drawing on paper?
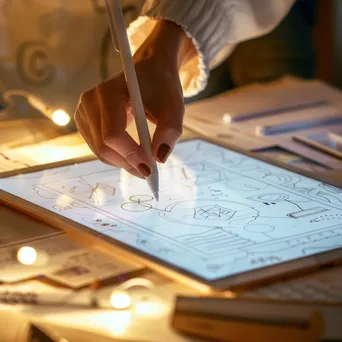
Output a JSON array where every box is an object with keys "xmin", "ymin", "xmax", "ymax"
[{"xmin": 1, "ymin": 139, "xmax": 342, "ymax": 281}]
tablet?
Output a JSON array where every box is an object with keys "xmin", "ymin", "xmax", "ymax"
[{"xmin": 1, "ymin": 139, "xmax": 342, "ymax": 291}]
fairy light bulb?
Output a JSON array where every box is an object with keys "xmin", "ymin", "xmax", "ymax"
[
  {"xmin": 17, "ymin": 246, "xmax": 37, "ymax": 265},
  {"xmin": 3, "ymin": 90, "xmax": 71, "ymax": 126},
  {"xmin": 51, "ymin": 109, "xmax": 71, "ymax": 126},
  {"xmin": 110, "ymin": 290, "xmax": 131, "ymax": 310},
  {"xmin": 222, "ymin": 113, "xmax": 231, "ymax": 124},
  {"xmin": 26, "ymin": 93, "xmax": 70, "ymax": 126}
]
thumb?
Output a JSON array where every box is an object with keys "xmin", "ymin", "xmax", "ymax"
[{"xmin": 152, "ymin": 105, "xmax": 184, "ymax": 163}]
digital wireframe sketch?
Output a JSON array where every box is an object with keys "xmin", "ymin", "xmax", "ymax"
[{"xmin": 1, "ymin": 139, "xmax": 341, "ymax": 280}]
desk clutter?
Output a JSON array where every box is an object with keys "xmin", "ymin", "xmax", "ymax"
[
  {"xmin": 172, "ymin": 296, "xmax": 342, "ymax": 342},
  {"xmin": 184, "ymin": 77, "xmax": 342, "ymax": 172},
  {"xmin": 1, "ymin": 77, "xmax": 342, "ymax": 342}
]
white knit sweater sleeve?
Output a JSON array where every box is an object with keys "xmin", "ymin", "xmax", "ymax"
[{"xmin": 128, "ymin": 0, "xmax": 296, "ymax": 97}]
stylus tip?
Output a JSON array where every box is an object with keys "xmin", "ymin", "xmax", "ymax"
[{"xmin": 153, "ymin": 192, "xmax": 159, "ymax": 202}]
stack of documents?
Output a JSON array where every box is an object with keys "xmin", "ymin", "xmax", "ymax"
[{"xmin": 184, "ymin": 77, "xmax": 342, "ymax": 170}]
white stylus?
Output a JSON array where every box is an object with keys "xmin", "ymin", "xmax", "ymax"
[{"xmin": 104, "ymin": 0, "xmax": 159, "ymax": 201}]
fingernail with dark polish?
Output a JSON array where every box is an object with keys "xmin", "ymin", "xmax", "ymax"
[
  {"xmin": 138, "ymin": 163, "xmax": 151, "ymax": 177},
  {"xmin": 157, "ymin": 143, "xmax": 171, "ymax": 163}
]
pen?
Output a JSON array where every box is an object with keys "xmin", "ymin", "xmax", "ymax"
[
  {"xmin": 225, "ymin": 99, "xmax": 328, "ymax": 124},
  {"xmin": 104, "ymin": 0, "xmax": 159, "ymax": 201},
  {"xmin": 256, "ymin": 115, "xmax": 342, "ymax": 136}
]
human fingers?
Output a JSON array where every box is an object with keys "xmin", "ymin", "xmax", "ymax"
[
  {"xmin": 151, "ymin": 97, "xmax": 184, "ymax": 163},
  {"xmin": 75, "ymin": 100, "xmax": 144, "ymax": 179},
  {"xmin": 75, "ymin": 103, "xmax": 98, "ymax": 156},
  {"xmin": 95, "ymin": 82, "xmax": 153, "ymax": 177}
]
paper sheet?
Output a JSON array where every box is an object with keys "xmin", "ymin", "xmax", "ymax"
[
  {"xmin": 0, "ymin": 118, "xmax": 61, "ymax": 150},
  {"xmin": 280, "ymin": 139, "xmax": 342, "ymax": 169},
  {"xmin": 0, "ymin": 280, "xmax": 73, "ymax": 303},
  {"xmin": 1, "ymin": 124, "xmax": 197, "ymax": 173},
  {"xmin": 183, "ymin": 118, "xmax": 272, "ymax": 150},
  {"xmin": 0, "ymin": 234, "xmax": 142, "ymax": 285},
  {"xmin": 0, "ymin": 235, "xmax": 82, "ymax": 282},
  {"xmin": 46, "ymin": 248, "xmax": 142, "ymax": 288},
  {"xmin": 0, "ymin": 205, "xmax": 61, "ymax": 248},
  {"xmin": 1, "ymin": 133, "xmax": 93, "ymax": 166},
  {"xmin": 184, "ymin": 78, "xmax": 342, "ymax": 169},
  {"xmin": 0, "ymin": 149, "xmax": 35, "ymax": 172},
  {"xmin": 185, "ymin": 77, "xmax": 342, "ymax": 125},
  {"xmin": 254, "ymin": 147, "xmax": 328, "ymax": 173}
]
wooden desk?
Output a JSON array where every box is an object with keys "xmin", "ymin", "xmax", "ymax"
[{"xmin": 0, "ymin": 123, "xmax": 341, "ymax": 342}]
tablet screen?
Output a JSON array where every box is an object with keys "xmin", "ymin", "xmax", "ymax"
[{"xmin": 1, "ymin": 139, "xmax": 342, "ymax": 282}]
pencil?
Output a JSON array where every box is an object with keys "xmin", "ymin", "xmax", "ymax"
[{"xmin": 104, "ymin": 0, "xmax": 159, "ymax": 201}]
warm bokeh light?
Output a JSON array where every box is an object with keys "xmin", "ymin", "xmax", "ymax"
[
  {"xmin": 134, "ymin": 300, "xmax": 167, "ymax": 317},
  {"xmin": 52, "ymin": 109, "xmax": 71, "ymax": 126},
  {"xmin": 106, "ymin": 312, "xmax": 132, "ymax": 335},
  {"xmin": 17, "ymin": 246, "xmax": 37, "ymax": 265},
  {"xmin": 55, "ymin": 194, "xmax": 73, "ymax": 207},
  {"xmin": 222, "ymin": 113, "xmax": 231, "ymax": 124},
  {"xmin": 223, "ymin": 290, "xmax": 236, "ymax": 299},
  {"xmin": 110, "ymin": 290, "xmax": 131, "ymax": 310}
]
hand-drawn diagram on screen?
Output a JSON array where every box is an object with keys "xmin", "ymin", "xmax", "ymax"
[{"xmin": 1, "ymin": 139, "xmax": 342, "ymax": 280}]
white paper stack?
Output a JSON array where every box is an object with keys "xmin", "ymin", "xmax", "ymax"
[{"xmin": 184, "ymin": 76, "xmax": 342, "ymax": 169}]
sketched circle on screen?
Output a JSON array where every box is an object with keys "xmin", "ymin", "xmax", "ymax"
[
  {"xmin": 245, "ymin": 224, "xmax": 274, "ymax": 233},
  {"xmin": 160, "ymin": 200, "xmax": 258, "ymax": 228},
  {"xmin": 121, "ymin": 195, "xmax": 154, "ymax": 212},
  {"xmin": 255, "ymin": 194, "xmax": 289, "ymax": 202}
]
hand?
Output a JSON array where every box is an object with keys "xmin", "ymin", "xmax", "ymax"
[{"xmin": 75, "ymin": 20, "xmax": 196, "ymax": 178}]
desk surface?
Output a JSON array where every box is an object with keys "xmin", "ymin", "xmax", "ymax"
[
  {"xmin": 1, "ymin": 95, "xmax": 342, "ymax": 341},
  {"xmin": 0, "ymin": 204, "xmax": 199, "ymax": 342},
  {"xmin": 1, "ymin": 201, "xmax": 342, "ymax": 342},
  {"xmin": 0, "ymin": 125, "xmax": 203, "ymax": 341}
]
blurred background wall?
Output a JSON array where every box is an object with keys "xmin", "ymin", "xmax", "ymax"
[{"xmin": 315, "ymin": 0, "xmax": 342, "ymax": 88}]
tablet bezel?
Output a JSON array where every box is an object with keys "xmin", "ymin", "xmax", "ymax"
[{"xmin": 1, "ymin": 137, "xmax": 342, "ymax": 292}]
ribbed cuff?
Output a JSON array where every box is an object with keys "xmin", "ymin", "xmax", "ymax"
[
  {"xmin": 128, "ymin": 0, "xmax": 295, "ymax": 97},
  {"xmin": 128, "ymin": 0, "xmax": 231, "ymax": 97}
]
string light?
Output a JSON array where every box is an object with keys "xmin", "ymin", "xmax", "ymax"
[
  {"xmin": 17, "ymin": 246, "xmax": 37, "ymax": 265},
  {"xmin": 134, "ymin": 300, "xmax": 167, "ymax": 317},
  {"xmin": 222, "ymin": 113, "xmax": 231, "ymax": 124},
  {"xmin": 0, "ymin": 274, "xmax": 165, "ymax": 319},
  {"xmin": 2, "ymin": 90, "xmax": 71, "ymax": 127},
  {"xmin": 51, "ymin": 109, "xmax": 71, "ymax": 126},
  {"xmin": 108, "ymin": 278, "xmax": 157, "ymax": 311},
  {"xmin": 110, "ymin": 290, "xmax": 132, "ymax": 310}
]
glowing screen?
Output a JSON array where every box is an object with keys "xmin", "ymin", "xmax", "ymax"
[{"xmin": 1, "ymin": 139, "xmax": 342, "ymax": 280}]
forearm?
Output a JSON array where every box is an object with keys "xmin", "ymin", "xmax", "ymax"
[
  {"xmin": 128, "ymin": 0, "xmax": 296, "ymax": 96},
  {"xmin": 133, "ymin": 20, "xmax": 197, "ymax": 72}
]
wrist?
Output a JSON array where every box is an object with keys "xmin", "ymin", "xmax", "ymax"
[{"xmin": 133, "ymin": 20, "xmax": 196, "ymax": 71}]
